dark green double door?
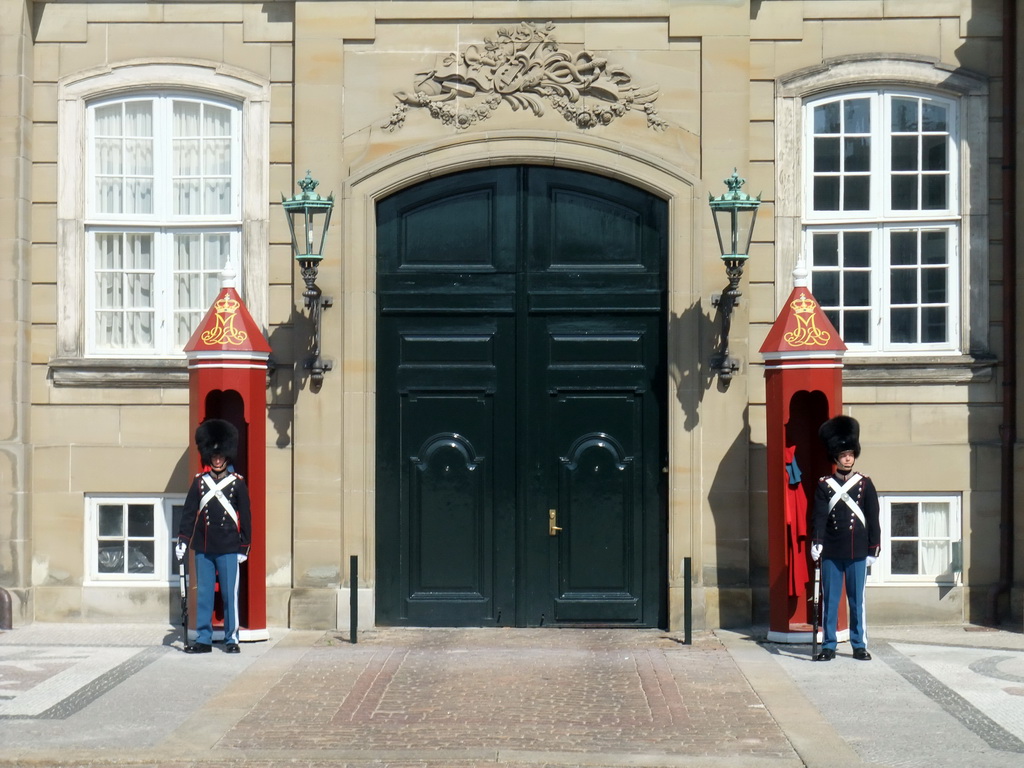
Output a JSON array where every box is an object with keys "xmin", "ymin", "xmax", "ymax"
[{"xmin": 376, "ymin": 166, "xmax": 667, "ymax": 627}]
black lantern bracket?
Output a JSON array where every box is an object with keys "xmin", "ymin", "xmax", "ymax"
[
  {"xmin": 708, "ymin": 170, "xmax": 760, "ymax": 386},
  {"xmin": 282, "ymin": 171, "xmax": 336, "ymax": 391}
]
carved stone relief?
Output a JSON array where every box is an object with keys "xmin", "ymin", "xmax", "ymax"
[{"xmin": 382, "ymin": 21, "xmax": 667, "ymax": 132}]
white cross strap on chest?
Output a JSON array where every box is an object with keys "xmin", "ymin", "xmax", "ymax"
[
  {"xmin": 200, "ymin": 473, "xmax": 240, "ymax": 530},
  {"xmin": 826, "ymin": 473, "xmax": 866, "ymax": 527}
]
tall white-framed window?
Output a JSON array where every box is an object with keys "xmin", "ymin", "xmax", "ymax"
[
  {"xmin": 56, "ymin": 61, "xmax": 270, "ymax": 383},
  {"xmin": 869, "ymin": 494, "xmax": 962, "ymax": 585},
  {"xmin": 85, "ymin": 495, "xmax": 184, "ymax": 584},
  {"xmin": 804, "ymin": 90, "xmax": 960, "ymax": 353},
  {"xmin": 85, "ymin": 94, "xmax": 242, "ymax": 356}
]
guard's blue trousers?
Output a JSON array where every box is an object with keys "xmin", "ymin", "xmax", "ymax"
[
  {"xmin": 194, "ymin": 552, "xmax": 241, "ymax": 645},
  {"xmin": 821, "ymin": 557, "xmax": 868, "ymax": 650}
]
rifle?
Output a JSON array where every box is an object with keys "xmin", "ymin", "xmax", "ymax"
[
  {"xmin": 811, "ymin": 560, "xmax": 821, "ymax": 660},
  {"xmin": 178, "ymin": 553, "xmax": 189, "ymax": 648}
]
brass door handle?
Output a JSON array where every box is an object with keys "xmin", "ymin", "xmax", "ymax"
[{"xmin": 549, "ymin": 508, "xmax": 562, "ymax": 536}]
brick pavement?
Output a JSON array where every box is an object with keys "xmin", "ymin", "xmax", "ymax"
[{"xmin": 214, "ymin": 629, "xmax": 794, "ymax": 761}]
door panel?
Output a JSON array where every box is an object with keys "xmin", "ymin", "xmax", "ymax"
[
  {"xmin": 523, "ymin": 316, "xmax": 661, "ymax": 626},
  {"xmin": 377, "ymin": 166, "xmax": 666, "ymax": 627},
  {"xmin": 376, "ymin": 316, "xmax": 516, "ymax": 625}
]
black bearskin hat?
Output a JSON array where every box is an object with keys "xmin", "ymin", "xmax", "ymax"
[
  {"xmin": 195, "ymin": 419, "xmax": 238, "ymax": 465},
  {"xmin": 818, "ymin": 415, "xmax": 860, "ymax": 460}
]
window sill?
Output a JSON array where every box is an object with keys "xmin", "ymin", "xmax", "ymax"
[
  {"xmin": 841, "ymin": 354, "xmax": 996, "ymax": 384},
  {"xmin": 50, "ymin": 357, "xmax": 189, "ymax": 387}
]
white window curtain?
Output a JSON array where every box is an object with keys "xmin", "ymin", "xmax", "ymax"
[
  {"xmin": 919, "ymin": 501, "xmax": 951, "ymax": 575},
  {"xmin": 86, "ymin": 92, "xmax": 241, "ymax": 356}
]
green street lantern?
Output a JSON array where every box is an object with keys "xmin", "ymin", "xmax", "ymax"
[
  {"xmin": 707, "ymin": 170, "xmax": 761, "ymax": 385},
  {"xmin": 281, "ymin": 171, "xmax": 335, "ymax": 390},
  {"xmin": 709, "ymin": 169, "xmax": 761, "ymax": 269},
  {"xmin": 282, "ymin": 171, "xmax": 335, "ymax": 305}
]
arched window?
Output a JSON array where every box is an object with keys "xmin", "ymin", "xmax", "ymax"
[
  {"xmin": 804, "ymin": 89, "xmax": 959, "ymax": 352},
  {"xmin": 55, "ymin": 61, "xmax": 269, "ymax": 384},
  {"xmin": 776, "ymin": 57, "xmax": 989, "ymax": 370}
]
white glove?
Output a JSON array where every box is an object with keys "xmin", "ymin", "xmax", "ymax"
[
  {"xmin": 811, "ymin": 544, "xmax": 822, "ymax": 562},
  {"xmin": 238, "ymin": 553, "xmax": 248, "ymax": 564},
  {"xmin": 866, "ymin": 555, "xmax": 877, "ymax": 566},
  {"xmin": 174, "ymin": 541, "xmax": 187, "ymax": 561}
]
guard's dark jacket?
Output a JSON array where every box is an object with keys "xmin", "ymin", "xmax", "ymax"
[
  {"xmin": 811, "ymin": 472, "xmax": 881, "ymax": 560},
  {"xmin": 178, "ymin": 471, "xmax": 251, "ymax": 556}
]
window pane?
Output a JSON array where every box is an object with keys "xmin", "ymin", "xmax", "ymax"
[
  {"xmin": 843, "ymin": 98, "xmax": 870, "ymax": 133},
  {"xmin": 922, "ymin": 230, "xmax": 948, "ymax": 264},
  {"xmin": 128, "ymin": 542, "xmax": 156, "ymax": 574},
  {"xmin": 127, "ymin": 311, "xmax": 154, "ymax": 348},
  {"xmin": 94, "ymin": 103, "xmax": 122, "ymax": 135},
  {"xmin": 845, "ymin": 137, "xmax": 870, "ymax": 172},
  {"xmin": 175, "ymin": 234, "xmax": 202, "ymax": 271},
  {"xmin": 891, "ymin": 136, "xmax": 918, "ymax": 171},
  {"xmin": 843, "ymin": 176, "xmax": 870, "ymax": 210},
  {"xmin": 844, "ymin": 310, "xmax": 870, "ymax": 343},
  {"xmin": 892, "ymin": 503, "xmax": 919, "ymax": 537},
  {"xmin": 125, "ymin": 179, "xmax": 154, "ymax": 214},
  {"xmin": 98, "ymin": 504, "xmax": 124, "ymax": 536},
  {"xmin": 923, "ymin": 175, "xmax": 947, "ymax": 210},
  {"xmin": 174, "ymin": 101, "xmax": 201, "ymax": 136},
  {"xmin": 813, "ymin": 177, "xmax": 840, "ymax": 211},
  {"xmin": 922, "ymin": 101, "xmax": 948, "ymax": 131},
  {"xmin": 126, "ymin": 234, "xmax": 153, "ymax": 270},
  {"xmin": 922, "ymin": 135, "xmax": 947, "ymax": 171},
  {"xmin": 814, "ymin": 137, "xmax": 841, "ymax": 172},
  {"xmin": 174, "ymin": 179, "xmax": 202, "ymax": 216},
  {"xmin": 814, "ymin": 272, "xmax": 839, "ymax": 306},
  {"xmin": 891, "ymin": 176, "xmax": 917, "ymax": 209},
  {"xmin": 812, "ymin": 233, "xmax": 839, "ymax": 266},
  {"xmin": 844, "ymin": 231, "xmax": 871, "ymax": 267},
  {"xmin": 205, "ymin": 179, "xmax": 232, "ymax": 216},
  {"xmin": 814, "ymin": 101, "xmax": 840, "ymax": 134},
  {"xmin": 891, "ymin": 97, "xmax": 919, "ymax": 131},
  {"xmin": 890, "ymin": 308, "xmax": 917, "ymax": 342},
  {"xmin": 96, "ymin": 138, "xmax": 123, "ymax": 175},
  {"xmin": 95, "ymin": 312, "xmax": 122, "ymax": 347},
  {"xmin": 124, "ymin": 101, "xmax": 153, "ymax": 138},
  {"xmin": 205, "ymin": 234, "xmax": 231, "ymax": 271},
  {"xmin": 174, "ymin": 138, "xmax": 201, "ymax": 176},
  {"xmin": 922, "ymin": 268, "xmax": 947, "ymax": 303},
  {"xmin": 844, "ymin": 271, "xmax": 870, "ymax": 306},
  {"xmin": 97, "ymin": 544, "xmax": 125, "ymax": 574},
  {"xmin": 127, "ymin": 504, "xmax": 154, "ymax": 537},
  {"xmin": 95, "ymin": 233, "xmax": 123, "ymax": 270},
  {"xmin": 923, "ymin": 307, "xmax": 947, "ymax": 342},
  {"xmin": 124, "ymin": 138, "xmax": 153, "ymax": 176},
  {"xmin": 891, "ymin": 269, "xmax": 918, "ymax": 304},
  {"xmin": 891, "ymin": 541, "xmax": 919, "ymax": 575},
  {"xmin": 890, "ymin": 231, "xmax": 917, "ymax": 265},
  {"xmin": 205, "ymin": 138, "xmax": 232, "ymax": 176}
]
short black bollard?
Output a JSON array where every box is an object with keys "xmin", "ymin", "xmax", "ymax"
[
  {"xmin": 350, "ymin": 555, "xmax": 358, "ymax": 644},
  {"xmin": 683, "ymin": 556, "xmax": 692, "ymax": 645}
]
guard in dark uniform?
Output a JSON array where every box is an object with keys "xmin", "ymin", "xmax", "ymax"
[
  {"xmin": 811, "ymin": 415, "xmax": 880, "ymax": 661},
  {"xmin": 175, "ymin": 419, "xmax": 251, "ymax": 654}
]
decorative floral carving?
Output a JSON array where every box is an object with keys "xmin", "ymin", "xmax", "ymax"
[{"xmin": 382, "ymin": 21, "xmax": 667, "ymax": 132}]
